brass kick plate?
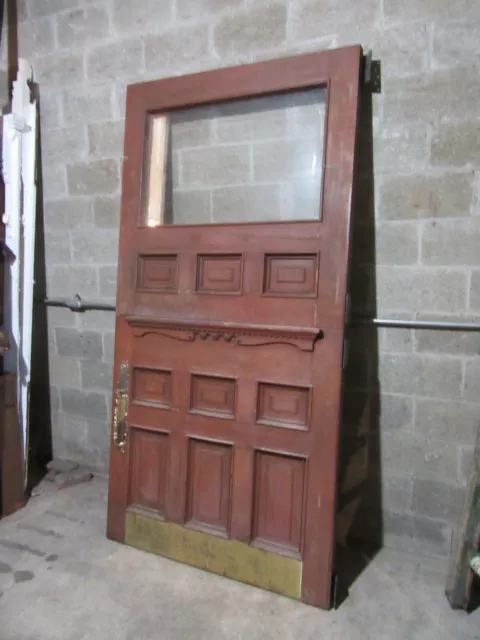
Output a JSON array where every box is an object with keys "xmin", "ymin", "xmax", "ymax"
[{"xmin": 125, "ymin": 510, "xmax": 302, "ymax": 600}]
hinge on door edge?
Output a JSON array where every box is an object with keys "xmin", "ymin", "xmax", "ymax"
[
  {"xmin": 363, "ymin": 50, "xmax": 381, "ymax": 93},
  {"xmin": 345, "ymin": 293, "xmax": 351, "ymax": 325},
  {"xmin": 342, "ymin": 339, "xmax": 349, "ymax": 371},
  {"xmin": 364, "ymin": 50, "xmax": 372, "ymax": 84},
  {"xmin": 344, "ymin": 295, "xmax": 351, "ymax": 370}
]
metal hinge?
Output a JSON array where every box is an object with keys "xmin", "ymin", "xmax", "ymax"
[
  {"xmin": 363, "ymin": 50, "xmax": 381, "ymax": 93},
  {"xmin": 345, "ymin": 293, "xmax": 351, "ymax": 325},
  {"xmin": 342, "ymin": 339, "xmax": 349, "ymax": 370}
]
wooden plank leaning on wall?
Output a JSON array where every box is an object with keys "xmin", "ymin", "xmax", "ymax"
[{"xmin": 0, "ymin": 115, "xmax": 25, "ymax": 518}]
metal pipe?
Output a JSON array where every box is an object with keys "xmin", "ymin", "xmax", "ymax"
[
  {"xmin": 40, "ymin": 295, "xmax": 116, "ymax": 312},
  {"xmin": 351, "ymin": 317, "xmax": 480, "ymax": 332},
  {"xmin": 39, "ymin": 296, "xmax": 480, "ymax": 333}
]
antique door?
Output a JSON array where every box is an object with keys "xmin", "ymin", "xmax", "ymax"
[{"xmin": 107, "ymin": 46, "xmax": 361, "ymax": 609}]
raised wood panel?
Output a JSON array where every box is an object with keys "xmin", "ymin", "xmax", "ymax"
[
  {"xmin": 196, "ymin": 254, "xmax": 242, "ymax": 294},
  {"xmin": 253, "ymin": 451, "xmax": 305, "ymax": 556},
  {"xmin": 257, "ymin": 382, "xmax": 310, "ymax": 430},
  {"xmin": 190, "ymin": 374, "xmax": 236, "ymax": 418},
  {"xmin": 263, "ymin": 254, "xmax": 318, "ymax": 297},
  {"xmin": 137, "ymin": 254, "xmax": 178, "ymax": 291},
  {"xmin": 132, "ymin": 367, "xmax": 172, "ymax": 408},
  {"xmin": 187, "ymin": 439, "xmax": 232, "ymax": 536},
  {"xmin": 128, "ymin": 429, "xmax": 169, "ymax": 513}
]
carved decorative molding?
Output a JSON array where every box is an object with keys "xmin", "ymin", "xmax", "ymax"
[{"xmin": 127, "ymin": 316, "xmax": 323, "ymax": 352}]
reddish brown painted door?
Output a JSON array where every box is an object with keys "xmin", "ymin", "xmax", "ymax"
[{"xmin": 107, "ymin": 46, "xmax": 361, "ymax": 609}]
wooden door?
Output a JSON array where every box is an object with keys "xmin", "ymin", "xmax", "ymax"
[{"xmin": 107, "ymin": 46, "xmax": 361, "ymax": 609}]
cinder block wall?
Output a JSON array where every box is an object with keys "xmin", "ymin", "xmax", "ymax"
[{"xmin": 7, "ymin": 0, "xmax": 480, "ymax": 557}]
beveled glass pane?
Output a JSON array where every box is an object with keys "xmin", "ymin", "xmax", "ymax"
[{"xmin": 140, "ymin": 87, "xmax": 326, "ymax": 226}]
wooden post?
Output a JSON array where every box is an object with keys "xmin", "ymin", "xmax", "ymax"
[
  {"xmin": 446, "ymin": 426, "xmax": 480, "ymax": 609},
  {"xmin": 0, "ymin": 115, "xmax": 26, "ymax": 518},
  {"xmin": 0, "ymin": 372, "xmax": 25, "ymax": 516}
]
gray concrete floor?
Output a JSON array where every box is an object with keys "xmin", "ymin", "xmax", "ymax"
[{"xmin": 0, "ymin": 476, "xmax": 478, "ymax": 640}]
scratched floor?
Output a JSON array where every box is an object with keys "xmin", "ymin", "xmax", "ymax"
[{"xmin": 0, "ymin": 476, "xmax": 478, "ymax": 640}]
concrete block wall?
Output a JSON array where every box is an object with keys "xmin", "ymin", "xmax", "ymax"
[{"xmin": 5, "ymin": 0, "xmax": 480, "ymax": 557}]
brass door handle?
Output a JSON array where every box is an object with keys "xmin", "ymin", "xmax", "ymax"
[{"xmin": 113, "ymin": 361, "xmax": 129, "ymax": 452}]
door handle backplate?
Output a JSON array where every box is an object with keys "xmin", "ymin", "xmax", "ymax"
[{"xmin": 113, "ymin": 361, "xmax": 129, "ymax": 453}]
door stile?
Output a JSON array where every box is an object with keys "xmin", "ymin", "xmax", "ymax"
[
  {"xmin": 164, "ymin": 431, "xmax": 189, "ymax": 523},
  {"xmin": 301, "ymin": 332, "xmax": 345, "ymax": 607},
  {"xmin": 229, "ymin": 444, "xmax": 255, "ymax": 542}
]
